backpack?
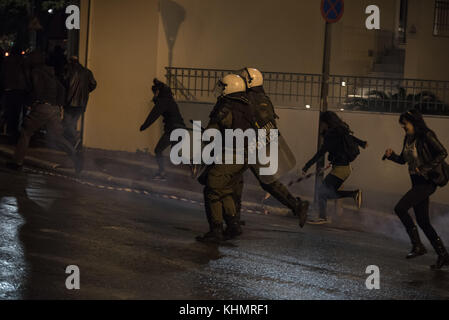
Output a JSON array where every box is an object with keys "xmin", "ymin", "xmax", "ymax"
[{"xmin": 343, "ymin": 133, "xmax": 361, "ymax": 163}]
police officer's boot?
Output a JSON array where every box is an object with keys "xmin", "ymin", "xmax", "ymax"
[
  {"xmin": 196, "ymin": 223, "xmax": 224, "ymax": 243},
  {"xmin": 223, "ymin": 217, "xmax": 242, "ymax": 240},
  {"xmin": 430, "ymin": 237, "xmax": 449, "ymax": 270},
  {"xmin": 405, "ymin": 226, "xmax": 427, "ymax": 259}
]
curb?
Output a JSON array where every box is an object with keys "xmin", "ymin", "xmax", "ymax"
[{"xmin": 0, "ymin": 145, "xmax": 291, "ymax": 218}]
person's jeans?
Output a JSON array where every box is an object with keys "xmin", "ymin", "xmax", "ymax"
[
  {"xmin": 394, "ymin": 175, "xmax": 440, "ymax": 245},
  {"xmin": 15, "ymin": 104, "xmax": 76, "ymax": 165},
  {"xmin": 63, "ymin": 106, "xmax": 84, "ymax": 146}
]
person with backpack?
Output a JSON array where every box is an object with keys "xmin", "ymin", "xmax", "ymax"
[
  {"xmin": 302, "ymin": 111, "xmax": 367, "ymax": 224},
  {"xmin": 384, "ymin": 109, "xmax": 449, "ymax": 270}
]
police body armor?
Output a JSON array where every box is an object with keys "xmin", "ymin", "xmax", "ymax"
[{"xmin": 247, "ymin": 87, "xmax": 296, "ymax": 184}]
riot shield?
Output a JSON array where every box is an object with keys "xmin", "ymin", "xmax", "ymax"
[{"xmin": 251, "ymin": 132, "xmax": 296, "ymax": 184}]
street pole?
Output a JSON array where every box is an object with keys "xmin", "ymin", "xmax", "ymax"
[
  {"xmin": 314, "ymin": 21, "xmax": 332, "ymax": 213},
  {"xmin": 80, "ymin": 0, "xmax": 92, "ymax": 150}
]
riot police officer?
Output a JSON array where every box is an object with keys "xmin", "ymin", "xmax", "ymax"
[
  {"xmin": 238, "ymin": 67, "xmax": 309, "ymax": 227},
  {"xmin": 196, "ymin": 74, "xmax": 251, "ymax": 243}
]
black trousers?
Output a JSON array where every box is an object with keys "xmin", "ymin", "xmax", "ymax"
[
  {"xmin": 3, "ymin": 90, "xmax": 27, "ymax": 141},
  {"xmin": 394, "ymin": 175, "xmax": 440, "ymax": 245},
  {"xmin": 15, "ymin": 104, "xmax": 76, "ymax": 165},
  {"xmin": 63, "ymin": 106, "xmax": 84, "ymax": 146},
  {"xmin": 318, "ymin": 174, "xmax": 358, "ymax": 219},
  {"xmin": 154, "ymin": 131, "xmax": 173, "ymax": 173}
]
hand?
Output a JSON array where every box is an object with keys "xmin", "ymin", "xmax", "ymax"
[
  {"xmin": 385, "ymin": 148, "xmax": 393, "ymax": 158},
  {"xmin": 364, "ymin": 142, "xmax": 369, "ymax": 149},
  {"xmin": 415, "ymin": 167, "xmax": 421, "ymax": 175}
]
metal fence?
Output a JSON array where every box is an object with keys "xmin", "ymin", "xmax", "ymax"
[{"xmin": 166, "ymin": 67, "xmax": 449, "ymax": 116}]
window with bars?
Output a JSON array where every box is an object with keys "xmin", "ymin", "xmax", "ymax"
[{"xmin": 434, "ymin": 0, "xmax": 449, "ymax": 36}]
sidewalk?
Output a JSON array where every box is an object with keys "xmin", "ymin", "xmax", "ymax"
[{"xmin": 0, "ymin": 143, "xmax": 295, "ymax": 216}]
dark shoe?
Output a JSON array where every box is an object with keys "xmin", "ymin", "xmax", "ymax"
[
  {"xmin": 196, "ymin": 225, "xmax": 224, "ymax": 243},
  {"xmin": 152, "ymin": 172, "xmax": 167, "ymax": 181},
  {"xmin": 430, "ymin": 238, "xmax": 449, "ymax": 270},
  {"xmin": 406, "ymin": 244, "xmax": 427, "ymax": 259},
  {"xmin": 307, "ymin": 217, "xmax": 331, "ymax": 225},
  {"xmin": 295, "ymin": 198, "xmax": 309, "ymax": 228},
  {"xmin": 224, "ymin": 223, "xmax": 242, "ymax": 240},
  {"xmin": 431, "ymin": 254, "xmax": 449, "ymax": 270},
  {"xmin": 405, "ymin": 226, "xmax": 427, "ymax": 259},
  {"xmin": 73, "ymin": 151, "xmax": 84, "ymax": 174},
  {"xmin": 5, "ymin": 162, "xmax": 23, "ymax": 171}
]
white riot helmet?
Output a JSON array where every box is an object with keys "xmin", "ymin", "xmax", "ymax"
[
  {"xmin": 216, "ymin": 74, "xmax": 246, "ymax": 96},
  {"xmin": 239, "ymin": 67, "xmax": 263, "ymax": 88}
]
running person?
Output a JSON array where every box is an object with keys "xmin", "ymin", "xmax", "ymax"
[
  {"xmin": 384, "ymin": 109, "xmax": 449, "ymax": 269},
  {"xmin": 302, "ymin": 111, "xmax": 367, "ymax": 224},
  {"xmin": 140, "ymin": 79, "xmax": 186, "ymax": 180}
]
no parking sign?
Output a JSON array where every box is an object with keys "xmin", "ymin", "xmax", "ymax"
[{"xmin": 321, "ymin": 0, "xmax": 344, "ymax": 23}]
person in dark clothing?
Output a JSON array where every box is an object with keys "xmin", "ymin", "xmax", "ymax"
[
  {"xmin": 49, "ymin": 45, "xmax": 67, "ymax": 82},
  {"xmin": 63, "ymin": 56, "xmax": 97, "ymax": 148},
  {"xmin": 238, "ymin": 67, "xmax": 309, "ymax": 227},
  {"xmin": 140, "ymin": 78, "xmax": 186, "ymax": 180},
  {"xmin": 196, "ymin": 74, "xmax": 250, "ymax": 243},
  {"xmin": 303, "ymin": 111, "xmax": 367, "ymax": 224},
  {"xmin": 385, "ymin": 109, "xmax": 449, "ymax": 270},
  {"xmin": 10, "ymin": 51, "xmax": 82, "ymax": 173},
  {"xmin": 0, "ymin": 47, "xmax": 29, "ymax": 144}
]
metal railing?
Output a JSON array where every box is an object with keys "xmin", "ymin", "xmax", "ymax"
[{"xmin": 165, "ymin": 67, "xmax": 449, "ymax": 115}]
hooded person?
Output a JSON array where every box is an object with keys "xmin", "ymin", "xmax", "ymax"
[{"xmin": 140, "ymin": 78, "xmax": 186, "ymax": 180}]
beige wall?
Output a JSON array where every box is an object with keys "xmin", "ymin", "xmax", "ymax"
[
  {"xmin": 404, "ymin": 0, "xmax": 449, "ymax": 81},
  {"xmin": 330, "ymin": 0, "xmax": 398, "ymax": 76},
  {"xmin": 155, "ymin": 0, "xmax": 399, "ymax": 79},
  {"xmin": 156, "ymin": 0, "xmax": 326, "ymax": 77},
  {"xmin": 78, "ymin": 0, "xmax": 448, "ymax": 154},
  {"xmin": 80, "ymin": 0, "xmax": 162, "ymax": 152}
]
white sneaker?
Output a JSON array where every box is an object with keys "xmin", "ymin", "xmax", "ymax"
[{"xmin": 354, "ymin": 190, "xmax": 363, "ymax": 209}]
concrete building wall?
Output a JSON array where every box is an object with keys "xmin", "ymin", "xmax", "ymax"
[
  {"xmin": 77, "ymin": 0, "xmax": 448, "ymax": 155},
  {"xmin": 79, "ymin": 0, "xmax": 162, "ymax": 153},
  {"xmin": 404, "ymin": 0, "xmax": 449, "ymax": 81}
]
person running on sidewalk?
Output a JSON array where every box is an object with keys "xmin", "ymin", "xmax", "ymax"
[
  {"xmin": 140, "ymin": 79, "xmax": 186, "ymax": 181},
  {"xmin": 384, "ymin": 109, "xmax": 449, "ymax": 270},
  {"xmin": 302, "ymin": 111, "xmax": 367, "ymax": 225},
  {"xmin": 9, "ymin": 51, "xmax": 82, "ymax": 173}
]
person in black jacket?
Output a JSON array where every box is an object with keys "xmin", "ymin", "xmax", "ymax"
[
  {"xmin": 385, "ymin": 109, "xmax": 449, "ymax": 270},
  {"xmin": 0, "ymin": 47, "xmax": 29, "ymax": 144},
  {"xmin": 10, "ymin": 51, "xmax": 82, "ymax": 173},
  {"xmin": 140, "ymin": 79, "xmax": 186, "ymax": 180},
  {"xmin": 302, "ymin": 111, "xmax": 367, "ymax": 224},
  {"xmin": 63, "ymin": 56, "xmax": 97, "ymax": 148}
]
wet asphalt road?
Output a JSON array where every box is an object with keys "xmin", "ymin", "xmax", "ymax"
[{"xmin": 1, "ymin": 166, "xmax": 449, "ymax": 300}]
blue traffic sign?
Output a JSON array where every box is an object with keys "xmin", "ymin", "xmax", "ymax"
[{"xmin": 321, "ymin": 0, "xmax": 344, "ymax": 23}]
